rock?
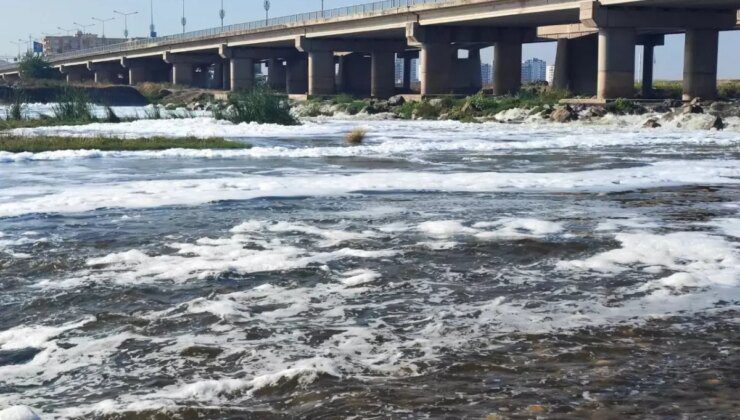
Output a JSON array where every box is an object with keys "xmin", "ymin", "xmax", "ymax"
[
  {"xmin": 586, "ymin": 107, "xmax": 607, "ymax": 118},
  {"xmin": 388, "ymin": 95, "xmax": 405, "ymax": 106},
  {"xmin": 682, "ymin": 104, "xmax": 703, "ymax": 114},
  {"xmin": 690, "ymin": 96, "xmax": 702, "ymax": 106},
  {"xmin": 158, "ymin": 88, "xmax": 173, "ymax": 97},
  {"xmin": 164, "ymin": 103, "xmax": 177, "ymax": 110},
  {"xmin": 429, "ymin": 98, "xmax": 445, "ymax": 107},
  {"xmin": 225, "ymin": 104, "xmax": 236, "ymax": 115},
  {"xmin": 710, "ymin": 115, "xmax": 724, "ymax": 130},
  {"xmin": 642, "ymin": 118, "xmax": 661, "ymax": 128},
  {"xmin": 550, "ymin": 105, "xmax": 577, "ymax": 123},
  {"xmin": 372, "ymin": 100, "xmax": 390, "ymax": 113}
]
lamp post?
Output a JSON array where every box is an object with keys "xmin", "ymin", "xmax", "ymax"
[
  {"xmin": 322, "ymin": 0, "xmax": 325, "ymax": 17},
  {"xmin": 114, "ymin": 10, "xmax": 138, "ymax": 39},
  {"xmin": 220, "ymin": 0, "xmax": 226, "ymax": 29},
  {"xmin": 181, "ymin": 0, "xmax": 187, "ymax": 34},
  {"xmin": 264, "ymin": 0, "xmax": 270, "ymax": 25},
  {"xmin": 149, "ymin": 0, "xmax": 157, "ymax": 38},
  {"xmin": 92, "ymin": 17, "xmax": 115, "ymax": 38}
]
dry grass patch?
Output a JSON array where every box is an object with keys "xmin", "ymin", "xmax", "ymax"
[{"xmin": 345, "ymin": 128, "xmax": 367, "ymax": 145}]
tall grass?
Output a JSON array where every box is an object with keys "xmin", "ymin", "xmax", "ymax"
[
  {"xmin": 217, "ymin": 86, "xmax": 298, "ymax": 125},
  {"xmin": 7, "ymin": 89, "xmax": 25, "ymax": 121},
  {"xmin": 52, "ymin": 88, "xmax": 94, "ymax": 121}
]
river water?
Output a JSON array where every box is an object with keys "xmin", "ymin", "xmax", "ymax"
[{"xmin": 0, "ymin": 116, "xmax": 738, "ymax": 418}]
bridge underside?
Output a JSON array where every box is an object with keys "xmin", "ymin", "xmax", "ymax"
[{"xmin": 2, "ymin": 0, "xmax": 739, "ymax": 100}]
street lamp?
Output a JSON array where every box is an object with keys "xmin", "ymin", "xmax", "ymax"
[
  {"xmin": 181, "ymin": 0, "xmax": 187, "ymax": 34},
  {"xmin": 73, "ymin": 22, "xmax": 95, "ymax": 34},
  {"xmin": 219, "ymin": 0, "xmax": 226, "ymax": 29},
  {"xmin": 322, "ymin": 0, "xmax": 325, "ymax": 17},
  {"xmin": 264, "ymin": 0, "xmax": 270, "ymax": 25},
  {"xmin": 92, "ymin": 17, "xmax": 115, "ymax": 38},
  {"xmin": 149, "ymin": 0, "xmax": 157, "ymax": 38},
  {"xmin": 114, "ymin": 10, "xmax": 138, "ymax": 39}
]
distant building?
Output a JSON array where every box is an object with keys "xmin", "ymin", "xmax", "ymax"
[
  {"xmin": 394, "ymin": 58, "xmax": 404, "ymax": 84},
  {"xmin": 43, "ymin": 32, "xmax": 128, "ymax": 55},
  {"xmin": 481, "ymin": 63, "xmax": 493, "ymax": 85},
  {"xmin": 521, "ymin": 58, "xmax": 547, "ymax": 83},
  {"xmin": 410, "ymin": 58, "xmax": 419, "ymax": 83},
  {"xmin": 546, "ymin": 65, "xmax": 555, "ymax": 85}
]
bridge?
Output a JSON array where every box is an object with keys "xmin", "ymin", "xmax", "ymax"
[{"xmin": 1, "ymin": 0, "xmax": 739, "ymax": 100}]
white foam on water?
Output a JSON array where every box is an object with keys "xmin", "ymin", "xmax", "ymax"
[
  {"xmin": 2, "ymin": 117, "xmax": 738, "ymax": 164},
  {"xmin": 700, "ymin": 216, "xmax": 740, "ymax": 238},
  {"xmin": 0, "ymin": 317, "xmax": 93, "ymax": 351},
  {"xmin": 1, "ymin": 160, "xmax": 737, "ymax": 218},
  {"xmin": 0, "ymin": 406, "xmax": 41, "ymax": 420},
  {"xmin": 340, "ymin": 269, "xmax": 381, "ymax": 287}
]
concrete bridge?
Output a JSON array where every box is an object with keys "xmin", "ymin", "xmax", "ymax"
[{"xmin": 1, "ymin": 0, "xmax": 739, "ymax": 100}]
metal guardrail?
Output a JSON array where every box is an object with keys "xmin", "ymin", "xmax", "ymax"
[{"xmin": 0, "ymin": 0, "xmax": 454, "ymax": 72}]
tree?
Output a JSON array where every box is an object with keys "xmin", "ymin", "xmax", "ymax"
[{"xmin": 18, "ymin": 53, "xmax": 60, "ymax": 80}]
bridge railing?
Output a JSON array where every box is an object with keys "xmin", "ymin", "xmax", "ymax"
[{"xmin": 0, "ymin": 0, "xmax": 453, "ymax": 71}]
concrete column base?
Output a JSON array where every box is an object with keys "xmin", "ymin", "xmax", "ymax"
[
  {"xmin": 420, "ymin": 42, "xmax": 453, "ymax": 96},
  {"xmin": 597, "ymin": 27, "xmax": 636, "ymax": 99},
  {"xmin": 493, "ymin": 41, "xmax": 522, "ymax": 95},
  {"xmin": 308, "ymin": 51, "xmax": 335, "ymax": 96},
  {"xmin": 683, "ymin": 29, "xmax": 719, "ymax": 101},
  {"xmin": 286, "ymin": 57, "xmax": 308, "ymax": 94},
  {"xmin": 371, "ymin": 51, "xmax": 396, "ymax": 98},
  {"xmin": 230, "ymin": 58, "xmax": 254, "ymax": 91},
  {"xmin": 453, "ymin": 48, "xmax": 482, "ymax": 94},
  {"xmin": 551, "ymin": 35, "xmax": 598, "ymax": 96}
]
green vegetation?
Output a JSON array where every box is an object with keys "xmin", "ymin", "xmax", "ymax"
[
  {"xmin": 51, "ymin": 88, "xmax": 95, "ymax": 121},
  {"xmin": 7, "ymin": 90, "xmax": 25, "ymax": 121},
  {"xmin": 605, "ymin": 98, "xmax": 644, "ymax": 115},
  {"xmin": 394, "ymin": 89, "xmax": 571, "ymax": 121},
  {"xmin": 0, "ymin": 135, "xmax": 249, "ymax": 153},
  {"xmin": 216, "ymin": 86, "xmax": 298, "ymax": 125},
  {"xmin": 17, "ymin": 53, "xmax": 61, "ymax": 80}
]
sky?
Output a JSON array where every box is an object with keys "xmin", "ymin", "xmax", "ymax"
[{"xmin": 1, "ymin": 0, "xmax": 738, "ymax": 80}]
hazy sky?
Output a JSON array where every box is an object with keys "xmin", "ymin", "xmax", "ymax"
[{"xmin": 1, "ymin": 0, "xmax": 738, "ymax": 80}]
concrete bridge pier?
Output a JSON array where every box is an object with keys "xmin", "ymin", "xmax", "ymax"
[
  {"xmin": 597, "ymin": 27, "xmax": 636, "ymax": 99},
  {"xmin": 230, "ymin": 58, "xmax": 255, "ymax": 91},
  {"xmin": 308, "ymin": 51, "xmax": 337, "ymax": 96},
  {"xmin": 419, "ymin": 42, "xmax": 454, "ymax": 96},
  {"xmin": 683, "ymin": 29, "xmax": 719, "ymax": 100},
  {"xmin": 493, "ymin": 40, "xmax": 522, "ymax": 95},
  {"xmin": 267, "ymin": 59, "xmax": 287, "ymax": 91},
  {"xmin": 286, "ymin": 55, "xmax": 308, "ymax": 95},
  {"xmin": 371, "ymin": 51, "xmax": 395, "ymax": 98},
  {"xmin": 453, "ymin": 47, "xmax": 483, "ymax": 94},
  {"xmin": 550, "ymin": 34, "xmax": 598, "ymax": 96},
  {"xmin": 337, "ymin": 53, "xmax": 370, "ymax": 95}
]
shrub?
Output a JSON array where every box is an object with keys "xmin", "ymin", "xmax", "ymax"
[
  {"xmin": 52, "ymin": 88, "xmax": 94, "ymax": 121},
  {"xmin": 414, "ymin": 101, "xmax": 441, "ymax": 120},
  {"xmin": 216, "ymin": 86, "xmax": 297, "ymax": 125},
  {"xmin": 345, "ymin": 128, "xmax": 366, "ymax": 145},
  {"xmin": 18, "ymin": 53, "xmax": 60, "ymax": 80}
]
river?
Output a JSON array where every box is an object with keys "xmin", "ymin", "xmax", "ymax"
[{"xmin": 0, "ymin": 115, "xmax": 738, "ymax": 418}]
